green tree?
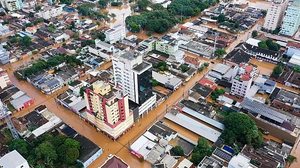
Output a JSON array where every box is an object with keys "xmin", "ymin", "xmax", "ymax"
[
  {"xmin": 258, "ymin": 41, "xmax": 268, "ymax": 49},
  {"xmin": 222, "ymin": 112, "xmax": 263, "ymax": 148},
  {"xmin": 190, "ymin": 138, "xmax": 212, "ymax": 165},
  {"xmin": 137, "ymin": 0, "xmax": 150, "ymax": 11},
  {"xmin": 98, "ymin": 0, "xmax": 109, "ymax": 8},
  {"xmin": 217, "ymin": 14, "xmax": 226, "ymax": 23},
  {"xmin": 9, "ymin": 139, "xmax": 29, "ymax": 157},
  {"xmin": 271, "ymin": 65, "xmax": 283, "ymax": 78},
  {"xmin": 20, "ymin": 36, "xmax": 32, "ymax": 47},
  {"xmin": 60, "ymin": 0, "xmax": 74, "ymax": 5},
  {"xmin": 252, "ymin": 30, "xmax": 258, "ymax": 38},
  {"xmin": 35, "ymin": 142, "xmax": 58, "ymax": 163},
  {"xmin": 215, "ymin": 48, "xmax": 227, "ymax": 58},
  {"xmin": 151, "ymin": 79, "xmax": 159, "ymax": 86},
  {"xmin": 65, "ymin": 148, "xmax": 80, "ymax": 165},
  {"xmin": 287, "ymin": 155, "xmax": 297, "ymax": 166},
  {"xmin": 170, "ymin": 146, "xmax": 184, "ymax": 156},
  {"xmin": 293, "ymin": 65, "xmax": 300, "ymax": 73},
  {"xmin": 180, "ymin": 64, "xmax": 190, "ymax": 73},
  {"xmin": 211, "ymin": 89, "xmax": 225, "ymax": 101}
]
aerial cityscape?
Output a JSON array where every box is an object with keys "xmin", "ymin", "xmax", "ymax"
[{"xmin": 0, "ymin": 0, "xmax": 300, "ymax": 167}]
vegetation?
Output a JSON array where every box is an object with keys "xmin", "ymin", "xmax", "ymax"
[
  {"xmin": 98, "ymin": 0, "xmax": 109, "ymax": 8},
  {"xmin": 258, "ymin": 39, "xmax": 280, "ymax": 51},
  {"xmin": 190, "ymin": 138, "xmax": 212, "ymax": 165},
  {"xmin": 136, "ymin": 0, "xmax": 151, "ymax": 11},
  {"xmin": 154, "ymin": 61, "xmax": 169, "ymax": 71},
  {"xmin": 9, "ymin": 35, "xmax": 32, "ymax": 48},
  {"xmin": 179, "ymin": 64, "xmax": 190, "ymax": 73},
  {"xmin": 48, "ymin": 24, "xmax": 56, "ymax": 33},
  {"xmin": 168, "ymin": 0, "xmax": 218, "ymax": 17},
  {"xmin": 210, "ymin": 88, "xmax": 225, "ymax": 101},
  {"xmin": 215, "ymin": 48, "xmax": 227, "ymax": 58},
  {"xmin": 77, "ymin": 3, "xmax": 108, "ymax": 20},
  {"xmin": 293, "ymin": 65, "xmax": 300, "ymax": 73},
  {"xmin": 127, "ymin": 0, "xmax": 217, "ymax": 33},
  {"xmin": 9, "ymin": 134, "xmax": 82, "ymax": 168},
  {"xmin": 272, "ymin": 27, "xmax": 281, "ymax": 34},
  {"xmin": 60, "ymin": 0, "xmax": 74, "ymax": 5},
  {"xmin": 252, "ymin": 30, "xmax": 258, "ymax": 38},
  {"xmin": 271, "ymin": 64, "xmax": 283, "ymax": 78},
  {"xmin": 91, "ymin": 31, "xmax": 106, "ymax": 41},
  {"xmin": 81, "ymin": 40, "xmax": 95, "ymax": 47},
  {"xmin": 287, "ymin": 155, "xmax": 297, "ymax": 166},
  {"xmin": 19, "ymin": 54, "xmax": 82, "ymax": 77},
  {"xmin": 151, "ymin": 79, "xmax": 159, "ymax": 86},
  {"xmin": 170, "ymin": 146, "xmax": 184, "ymax": 156},
  {"xmin": 198, "ymin": 62, "xmax": 209, "ymax": 72},
  {"xmin": 222, "ymin": 112, "xmax": 263, "ymax": 148},
  {"xmin": 126, "ymin": 10, "xmax": 178, "ymax": 33}
]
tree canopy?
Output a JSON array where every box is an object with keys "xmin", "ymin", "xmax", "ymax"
[
  {"xmin": 190, "ymin": 138, "xmax": 212, "ymax": 165},
  {"xmin": 98, "ymin": 0, "xmax": 109, "ymax": 8},
  {"xmin": 258, "ymin": 39, "xmax": 280, "ymax": 51},
  {"xmin": 221, "ymin": 112, "xmax": 263, "ymax": 148},
  {"xmin": 60, "ymin": 0, "xmax": 74, "ymax": 5},
  {"xmin": 170, "ymin": 146, "xmax": 184, "ymax": 156},
  {"xmin": 215, "ymin": 48, "xmax": 227, "ymax": 58},
  {"xmin": 252, "ymin": 30, "xmax": 258, "ymax": 38},
  {"xmin": 9, "ymin": 134, "xmax": 81, "ymax": 168},
  {"xmin": 271, "ymin": 65, "xmax": 283, "ymax": 78}
]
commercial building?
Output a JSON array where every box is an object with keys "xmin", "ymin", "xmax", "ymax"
[
  {"xmin": 0, "ymin": 44, "xmax": 9, "ymax": 64},
  {"xmin": 231, "ymin": 64, "xmax": 257, "ymax": 97},
  {"xmin": 263, "ymin": 0, "xmax": 288, "ymax": 31},
  {"xmin": 0, "ymin": 68, "xmax": 10, "ymax": 89},
  {"xmin": 112, "ymin": 51, "xmax": 156, "ymax": 117},
  {"xmin": 0, "ymin": 0, "xmax": 22, "ymax": 11},
  {"xmin": 0, "ymin": 150, "xmax": 29, "ymax": 168},
  {"xmin": 36, "ymin": 5, "xmax": 64, "ymax": 20},
  {"xmin": 280, "ymin": 0, "xmax": 300, "ymax": 36},
  {"xmin": 104, "ymin": 24, "xmax": 126, "ymax": 43},
  {"xmin": 271, "ymin": 89, "xmax": 300, "ymax": 114},
  {"xmin": 84, "ymin": 81, "xmax": 134, "ymax": 139}
]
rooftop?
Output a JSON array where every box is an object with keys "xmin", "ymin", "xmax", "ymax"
[
  {"xmin": 133, "ymin": 61, "xmax": 152, "ymax": 73},
  {"xmin": 101, "ymin": 156, "xmax": 128, "ymax": 168},
  {"xmin": 0, "ymin": 150, "xmax": 29, "ymax": 168}
]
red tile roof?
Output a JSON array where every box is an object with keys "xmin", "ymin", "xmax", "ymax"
[
  {"xmin": 287, "ymin": 41, "xmax": 300, "ymax": 49},
  {"xmin": 101, "ymin": 156, "xmax": 129, "ymax": 168},
  {"xmin": 199, "ymin": 77, "xmax": 217, "ymax": 90}
]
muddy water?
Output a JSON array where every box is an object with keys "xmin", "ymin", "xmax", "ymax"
[{"xmin": 106, "ymin": 5, "xmax": 132, "ymax": 28}]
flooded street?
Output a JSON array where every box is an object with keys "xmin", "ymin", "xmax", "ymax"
[{"xmin": 106, "ymin": 5, "xmax": 132, "ymax": 28}]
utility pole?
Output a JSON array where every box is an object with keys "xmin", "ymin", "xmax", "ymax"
[{"xmin": 0, "ymin": 100, "xmax": 19, "ymax": 139}]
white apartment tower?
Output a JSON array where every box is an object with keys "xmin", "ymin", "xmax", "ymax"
[
  {"xmin": 0, "ymin": 0, "xmax": 22, "ymax": 11},
  {"xmin": 84, "ymin": 81, "xmax": 134, "ymax": 139},
  {"xmin": 231, "ymin": 64, "xmax": 256, "ymax": 97},
  {"xmin": 263, "ymin": 0, "xmax": 288, "ymax": 31},
  {"xmin": 112, "ymin": 51, "xmax": 156, "ymax": 117}
]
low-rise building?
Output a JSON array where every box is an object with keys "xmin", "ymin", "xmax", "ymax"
[
  {"xmin": 0, "ymin": 150, "xmax": 30, "ymax": 168},
  {"xmin": 152, "ymin": 71, "xmax": 182, "ymax": 90},
  {"xmin": 0, "ymin": 68, "xmax": 10, "ymax": 89},
  {"xmin": 0, "ymin": 44, "xmax": 9, "ymax": 64},
  {"xmin": 0, "ymin": 0, "xmax": 22, "ymax": 11},
  {"xmin": 101, "ymin": 155, "xmax": 129, "ymax": 168},
  {"xmin": 271, "ymin": 89, "xmax": 300, "ymax": 114},
  {"xmin": 36, "ymin": 5, "xmax": 64, "ymax": 20}
]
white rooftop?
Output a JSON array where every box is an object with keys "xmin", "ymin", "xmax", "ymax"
[
  {"xmin": 228, "ymin": 154, "xmax": 252, "ymax": 168},
  {"xmin": 289, "ymin": 53, "xmax": 300, "ymax": 66},
  {"xmin": 0, "ymin": 150, "xmax": 30, "ymax": 168},
  {"xmin": 130, "ymin": 135, "xmax": 156, "ymax": 158},
  {"xmin": 246, "ymin": 38, "xmax": 261, "ymax": 47},
  {"xmin": 165, "ymin": 112, "xmax": 221, "ymax": 142}
]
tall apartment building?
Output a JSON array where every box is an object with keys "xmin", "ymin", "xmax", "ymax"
[
  {"xmin": 0, "ymin": 0, "xmax": 22, "ymax": 11},
  {"xmin": 280, "ymin": 0, "xmax": 300, "ymax": 36},
  {"xmin": 263, "ymin": 0, "xmax": 288, "ymax": 31},
  {"xmin": 84, "ymin": 81, "xmax": 134, "ymax": 139},
  {"xmin": 112, "ymin": 51, "xmax": 156, "ymax": 118},
  {"xmin": 230, "ymin": 64, "xmax": 257, "ymax": 97},
  {"xmin": 105, "ymin": 24, "xmax": 126, "ymax": 44}
]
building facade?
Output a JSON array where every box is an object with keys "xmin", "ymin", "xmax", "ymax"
[
  {"xmin": 36, "ymin": 5, "xmax": 64, "ymax": 20},
  {"xmin": 105, "ymin": 24, "xmax": 126, "ymax": 44},
  {"xmin": 0, "ymin": 44, "xmax": 9, "ymax": 64},
  {"xmin": 263, "ymin": 0, "xmax": 288, "ymax": 31},
  {"xmin": 0, "ymin": 0, "xmax": 22, "ymax": 11},
  {"xmin": 280, "ymin": 0, "xmax": 300, "ymax": 36},
  {"xmin": 112, "ymin": 51, "xmax": 156, "ymax": 117},
  {"xmin": 0, "ymin": 68, "xmax": 10, "ymax": 89},
  {"xmin": 84, "ymin": 81, "xmax": 134, "ymax": 139},
  {"xmin": 230, "ymin": 64, "xmax": 256, "ymax": 97}
]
